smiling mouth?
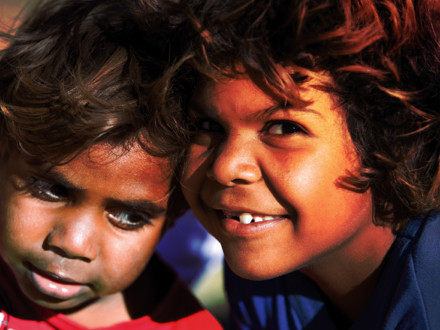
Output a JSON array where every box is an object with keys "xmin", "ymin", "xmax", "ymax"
[{"xmin": 222, "ymin": 211, "xmax": 289, "ymax": 224}]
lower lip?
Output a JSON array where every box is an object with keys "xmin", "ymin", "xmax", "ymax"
[{"xmin": 27, "ymin": 266, "xmax": 86, "ymax": 300}]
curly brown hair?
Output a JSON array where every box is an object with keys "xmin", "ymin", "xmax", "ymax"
[
  {"xmin": 0, "ymin": 0, "xmax": 190, "ymax": 221},
  {"xmin": 157, "ymin": 0, "xmax": 440, "ymax": 231}
]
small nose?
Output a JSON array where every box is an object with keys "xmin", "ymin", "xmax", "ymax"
[
  {"xmin": 45, "ymin": 209, "xmax": 99, "ymax": 262},
  {"xmin": 207, "ymin": 133, "xmax": 261, "ymax": 186}
]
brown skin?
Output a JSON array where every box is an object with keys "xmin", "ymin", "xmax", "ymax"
[
  {"xmin": 0, "ymin": 143, "xmax": 172, "ymax": 327},
  {"xmin": 182, "ymin": 74, "xmax": 395, "ymax": 320}
]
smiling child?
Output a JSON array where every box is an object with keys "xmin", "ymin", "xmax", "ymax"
[
  {"xmin": 0, "ymin": 0, "xmax": 221, "ymax": 328},
  {"xmin": 165, "ymin": 0, "xmax": 440, "ymax": 328}
]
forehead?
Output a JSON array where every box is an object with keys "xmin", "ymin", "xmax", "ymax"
[
  {"xmin": 193, "ymin": 76, "xmax": 273, "ymax": 110},
  {"xmin": 54, "ymin": 143, "xmax": 172, "ymax": 202},
  {"xmin": 72, "ymin": 142, "xmax": 170, "ymax": 178},
  {"xmin": 191, "ymin": 74, "xmax": 341, "ymax": 121}
]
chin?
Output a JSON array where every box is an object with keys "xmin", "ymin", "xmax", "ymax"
[
  {"xmin": 19, "ymin": 284, "xmax": 94, "ymax": 312},
  {"xmin": 30, "ymin": 294, "xmax": 93, "ymax": 312},
  {"xmin": 225, "ymin": 255, "xmax": 295, "ymax": 281}
]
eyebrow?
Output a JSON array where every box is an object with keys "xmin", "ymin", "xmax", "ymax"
[
  {"xmin": 248, "ymin": 103, "xmax": 323, "ymax": 122},
  {"xmin": 39, "ymin": 167, "xmax": 81, "ymax": 191},
  {"xmin": 190, "ymin": 99, "xmax": 322, "ymax": 122},
  {"xmin": 40, "ymin": 168, "xmax": 167, "ymax": 216}
]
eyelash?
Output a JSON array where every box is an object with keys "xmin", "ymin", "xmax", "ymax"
[
  {"xmin": 26, "ymin": 177, "xmax": 69, "ymax": 202},
  {"xmin": 193, "ymin": 118, "xmax": 306, "ymax": 136},
  {"xmin": 262, "ymin": 120, "xmax": 307, "ymax": 136},
  {"xmin": 192, "ymin": 118, "xmax": 224, "ymax": 133},
  {"xmin": 107, "ymin": 208, "xmax": 153, "ymax": 231},
  {"xmin": 23, "ymin": 177, "xmax": 153, "ymax": 231}
]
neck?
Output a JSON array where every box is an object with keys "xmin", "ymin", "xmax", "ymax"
[{"xmin": 301, "ymin": 225, "xmax": 395, "ymax": 321}]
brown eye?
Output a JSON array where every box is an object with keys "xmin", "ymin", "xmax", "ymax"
[
  {"xmin": 107, "ymin": 208, "xmax": 152, "ymax": 231},
  {"xmin": 189, "ymin": 118, "xmax": 225, "ymax": 149},
  {"xmin": 27, "ymin": 177, "xmax": 69, "ymax": 202},
  {"xmin": 265, "ymin": 120, "xmax": 306, "ymax": 135},
  {"xmin": 194, "ymin": 118, "xmax": 224, "ymax": 133}
]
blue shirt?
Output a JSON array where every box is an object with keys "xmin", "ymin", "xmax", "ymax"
[{"xmin": 225, "ymin": 213, "xmax": 440, "ymax": 329}]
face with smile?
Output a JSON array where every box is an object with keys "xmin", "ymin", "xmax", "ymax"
[
  {"xmin": 0, "ymin": 143, "xmax": 171, "ymax": 311},
  {"xmin": 182, "ymin": 74, "xmax": 391, "ymax": 280}
]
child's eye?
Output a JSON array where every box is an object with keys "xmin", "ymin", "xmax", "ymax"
[
  {"xmin": 193, "ymin": 118, "xmax": 224, "ymax": 133},
  {"xmin": 27, "ymin": 177, "xmax": 69, "ymax": 202},
  {"xmin": 107, "ymin": 209, "xmax": 153, "ymax": 231},
  {"xmin": 264, "ymin": 120, "xmax": 306, "ymax": 136},
  {"xmin": 189, "ymin": 118, "xmax": 224, "ymax": 148}
]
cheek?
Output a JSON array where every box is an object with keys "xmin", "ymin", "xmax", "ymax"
[
  {"xmin": 266, "ymin": 151, "xmax": 331, "ymax": 204},
  {"xmin": 100, "ymin": 255, "xmax": 145, "ymax": 292},
  {"xmin": 98, "ymin": 231, "xmax": 162, "ymax": 294},
  {"xmin": 268, "ymin": 146, "xmax": 368, "ymax": 224},
  {"xmin": 182, "ymin": 146, "xmax": 209, "ymax": 203},
  {"xmin": 282, "ymin": 157, "xmax": 373, "ymax": 236},
  {"xmin": 0, "ymin": 198, "xmax": 48, "ymax": 258}
]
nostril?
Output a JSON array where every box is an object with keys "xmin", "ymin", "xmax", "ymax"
[
  {"xmin": 43, "ymin": 231, "xmax": 95, "ymax": 263},
  {"xmin": 232, "ymin": 178, "xmax": 254, "ymax": 185},
  {"xmin": 210, "ymin": 159, "xmax": 262, "ymax": 186}
]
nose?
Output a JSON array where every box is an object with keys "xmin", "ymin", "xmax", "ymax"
[
  {"xmin": 207, "ymin": 133, "xmax": 262, "ymax": 186},
  {"xmin": 45, "ymin": 209, "xmax": 99, "ymax": 262}
]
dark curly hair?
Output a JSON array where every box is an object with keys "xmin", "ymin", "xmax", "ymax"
[
  {"xmin": 156, "ymin": 0, "xmax": 440, "ymax": 231},
  {"xmin": 0, "ymin": 0, "xmax": 190, "ymax": 221}
]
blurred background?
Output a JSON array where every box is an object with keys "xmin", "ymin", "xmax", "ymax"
[{"xmin": 0, "ymin": 0, "xmax": 28, "ymax": 35}]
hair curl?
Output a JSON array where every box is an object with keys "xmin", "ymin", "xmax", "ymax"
[{"xmin": 161, "ymin": 0, "xmax": 440, "ymax": 231}]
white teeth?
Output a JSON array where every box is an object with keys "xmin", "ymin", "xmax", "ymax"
[
  {"xmin": 237, "ymin": 213, "xmax": 279, "ymax": 224},
  {"xmin": 239, "ymin": 213, "xmax": 253, "ymax": 224}
]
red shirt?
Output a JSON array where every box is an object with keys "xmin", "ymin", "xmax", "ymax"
[{"xmin": 0, "ymin": 254, "xmax": 222, "ymax": 329}]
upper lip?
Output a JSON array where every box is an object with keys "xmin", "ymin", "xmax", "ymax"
[
  {"xmin": 26, "ymin": 262, "xmax": 83, "ymax": 285},
  {"xmin": 215, "ymin": 207, "xmax": 289, "ymax": 218}
]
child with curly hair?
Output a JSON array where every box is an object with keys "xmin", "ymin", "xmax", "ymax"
[
  {"xmin": 161, "ymin": 0, "xmax": 440, "ymax": 328},
  {"xmin": 0, "ymin": 0, "xmax": 221, "ymax": 328}
]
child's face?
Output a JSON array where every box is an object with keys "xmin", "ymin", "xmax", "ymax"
[
  {"xmin": 182, "ymin": 75, "xmax": 378, "ymax": 280},
  {"xmin": 0, "ymin": 143, "xmax": 171, "ymax": 310}
]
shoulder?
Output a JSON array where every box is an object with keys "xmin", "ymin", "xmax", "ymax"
[
  {"xmin": 373, "ymin": 212, "xmax": 440, "ymax": 329},
  {"xmin": 114, "ymin": 309, "xmax": 221, "ymax": 330},
  {"xmin": 405, "ymin": 213, "xmax": 440, "ymax": 327},
  {"xmin": 397, "ymin": 212, "xmax": 440, "ymax": 280},
  {"xmin": 0, "ymin": 310, "xmax": 56, "ymax": 330},
  {"xmin": 409, "ymin": 212, "xmax": 440, "ymax": 254},
  {"xmin": 225, "ymin": 263, "xmax": 334, "ymax": 329}
]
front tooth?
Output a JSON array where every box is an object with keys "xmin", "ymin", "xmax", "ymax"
[
  {"xmin": 239, "ymin": 213, "xmax": 253, "ymax": 224},
  {"xmin": 254, "ymin": 216, "xmax": 263, "ymax": 222},
  {"xmin": 263, "ymin": 216, "xmax": 274, "ymax": 221}
]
